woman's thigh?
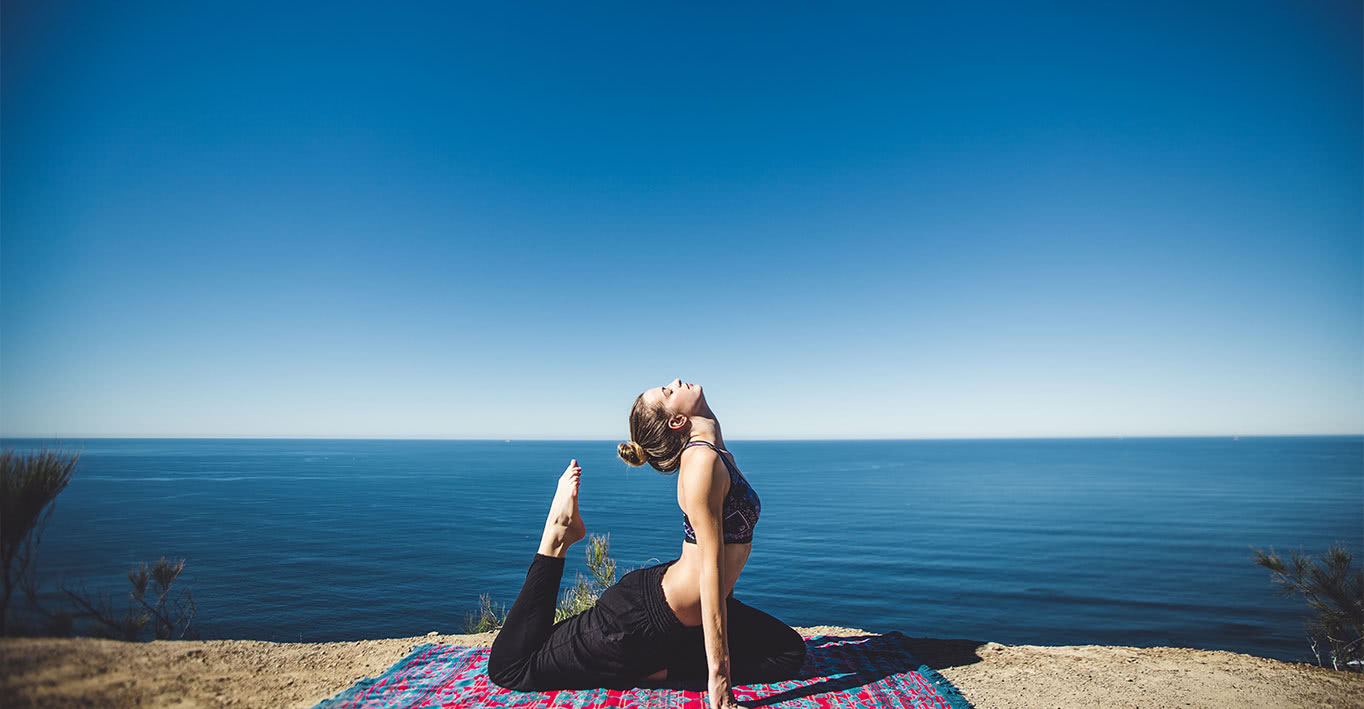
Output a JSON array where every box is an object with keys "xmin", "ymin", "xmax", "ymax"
[
  {"xmin": 515, "ymin": 608, "xmax": 638, "ymax": 690},
  {"xmin": 513, "ymin": 567, "xmax": 666, "ymax": 691}
]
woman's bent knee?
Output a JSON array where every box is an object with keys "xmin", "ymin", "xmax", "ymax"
[
  {"xmin": 785, "ymin": 640, "xmax": 808, "ymax": 671},
  {"xmin": 735, "ymin": 627, "xmax": 807, "ymax": 683},
  {"xmin": 486, "ymin": 655, "xmax": 530, "ymax": 691},
  {"xmin": 775, "ymin": 628, "xmax": 807, "ymax": 673},
  {"xmin": 488, "ymin": 670, "xmax": 534, "ymax": 692}
]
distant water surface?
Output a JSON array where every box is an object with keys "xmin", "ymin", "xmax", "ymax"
[{"xmin": 2, "ymin": 436, "xmax": 1359, "ymax": 664}]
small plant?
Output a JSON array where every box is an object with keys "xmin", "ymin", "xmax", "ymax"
[
  {"xmin": 1251, "ymin": 542, "xmax": 1363, "ymax": 672},
  {"xmin": 464, "ymin": 593, "xmax": 509, "ymax": 634},
  {"xmin": 555, "ymin": 533, "xmax": 620, "ymax": 623},
  {"xmin": 1, "ymin": 448, "xmax": 80, "ymax": 636},
  {"xmin": 464, "ymin": 533, "xmax": 628, "ymax": 633},
  {"xmin": 58, "ymin": 556, "xmax": 199, "ymax": 641}
]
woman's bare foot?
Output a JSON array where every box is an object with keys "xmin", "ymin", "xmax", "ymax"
[{"xmin": 537, "ymin": 459, "xmax": 587, "ymax": 558}]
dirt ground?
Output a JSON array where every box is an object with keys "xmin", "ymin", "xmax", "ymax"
[{"xmin": 2, "ymin": 625, "xmax": 1361, "ymax": 708}]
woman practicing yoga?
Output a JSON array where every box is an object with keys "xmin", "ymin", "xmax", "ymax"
[{"xmin": 487, "ymin": 378, "xmax": 806, "ymax": 708}]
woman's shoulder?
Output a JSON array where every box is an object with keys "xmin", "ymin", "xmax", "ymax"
[
  {"xmin": 677, "ymin": 443, "xmax": 729, "ymax": 498},
  {"xmin": 678, "ymin": 441, "xmax": 720, "ymax": 472}
]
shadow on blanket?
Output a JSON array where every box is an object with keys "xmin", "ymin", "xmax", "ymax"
[{"xmin": 640, "ymin": 631, "xmax": 985, "ymax": 705}]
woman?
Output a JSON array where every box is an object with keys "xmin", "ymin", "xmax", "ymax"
[{"xmin": 486, "ymin": 378, "xmax": 806, "ymax": 708}]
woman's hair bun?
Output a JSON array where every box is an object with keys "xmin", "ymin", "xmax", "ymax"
[{"xmin": 618, "ymin": 440, "xmax": 649, "ymax": 467}]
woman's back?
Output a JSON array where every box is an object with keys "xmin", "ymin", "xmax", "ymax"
[{"xmin": 660, "ymin": 441, "xmax": 755, "ymax": 626}]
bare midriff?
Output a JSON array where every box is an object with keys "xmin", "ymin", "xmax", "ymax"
[
  {"xmin": 661, "ymin": 540, "xmax": 752, "ymax": 627},
  {"xmin": 644, "ymin": 541, "xmax": 752, "ymax": 681}
]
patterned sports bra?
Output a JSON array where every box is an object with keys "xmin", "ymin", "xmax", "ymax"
[{"xmin": 681, "ymin": 440, "xmax": 761, "ymax": 545}]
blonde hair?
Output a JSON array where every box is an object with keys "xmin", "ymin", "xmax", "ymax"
[
  {"xmin": 617, "ymin": 391, "xmax": 688, "ymax": 473},
  {"xmin": 617, "ymin": 440, "xmax": 649, "ymax": 466}
]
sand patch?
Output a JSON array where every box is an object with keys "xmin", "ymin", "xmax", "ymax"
[{"xmin": 2, "ymin": 626, "xmax": 1360, "ymax": 708}]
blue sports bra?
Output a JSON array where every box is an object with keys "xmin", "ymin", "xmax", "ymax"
[{"xmin": 681, "ymin": 441, "xmax": 761, "ymax": 545}]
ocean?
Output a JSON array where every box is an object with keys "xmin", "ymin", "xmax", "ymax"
[{"xmin": 2, "ymin": 436, "xmax": 1358, "ymax": 665}]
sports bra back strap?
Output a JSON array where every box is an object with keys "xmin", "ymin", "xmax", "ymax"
[
  {"xmin": 683, "ymin": 440, "xmax": 722, "ymax": 452},
  {"xmin": 684, "ymin": 440, "xmax": 740, "ymax": 477}
]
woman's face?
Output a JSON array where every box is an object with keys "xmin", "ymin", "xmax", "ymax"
[{"xmin": 645, "ymin": 378, "xmax": 706, "ymax": 417}]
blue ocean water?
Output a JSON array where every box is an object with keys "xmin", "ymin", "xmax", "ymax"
[{"xmin": 1, "ymin": 436, "xmax": 1358, "ymax": 664}]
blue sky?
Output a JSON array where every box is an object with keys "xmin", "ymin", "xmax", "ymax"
[{"xmin": 2, "ymin": 1, "xmax": 1360, "ymax": 439}]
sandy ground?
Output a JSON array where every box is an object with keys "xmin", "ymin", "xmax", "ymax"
[{"xmin": 2, "ymin": 625, "xmax": 1361, "ymax": 708}]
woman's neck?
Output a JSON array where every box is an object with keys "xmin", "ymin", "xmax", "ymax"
[{"xmin": 688, "ymin": 419, "xmax": 724, "ymax": 450}]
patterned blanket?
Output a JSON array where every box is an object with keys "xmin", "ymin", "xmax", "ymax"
[{"xmin": 313, "ymin": 632, "xmax": 973, "ymax": 708}]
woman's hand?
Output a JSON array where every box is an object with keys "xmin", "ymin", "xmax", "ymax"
[
  {"xmin": 713, "ymin": 693, "xmax": 746, "ymax": 709},
  {"xmin": 709, "ymin": 676, "xmax": 747, "ymax": 709}
]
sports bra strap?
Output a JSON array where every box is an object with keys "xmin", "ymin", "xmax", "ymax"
[
  {"xmin": 683, "ymin": 440, "xmax": 724, "ymax": 452},
  {"xmin": 682, "ymin": 440, "xmax": 740, "ymax": 475}
]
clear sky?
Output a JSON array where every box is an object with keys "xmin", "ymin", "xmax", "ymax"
[{"xmin": 2, "ymin": 1, "xmax": 1360, "ymax": 439}]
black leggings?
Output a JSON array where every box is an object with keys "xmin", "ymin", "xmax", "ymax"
[{"xmin": 487, "ymin": 553, "xmax": 807, "ymax": 691}]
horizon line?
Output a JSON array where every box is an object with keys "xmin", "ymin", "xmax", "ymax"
[{"xmin": 1, "ymin": 433, "xmax": 1361, "ymax": 442}]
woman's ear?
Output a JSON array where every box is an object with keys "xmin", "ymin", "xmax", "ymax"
[{"xmin": 668, "ymin": 413, "xmax": 689, "ymax": 431}]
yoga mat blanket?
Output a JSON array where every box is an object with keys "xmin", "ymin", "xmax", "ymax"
[{"xmin": 313, "ymin": 632, "xmax": 973, "ymax": 708}]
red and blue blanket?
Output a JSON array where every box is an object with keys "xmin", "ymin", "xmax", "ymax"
[{"xmin": 313, "ymin": 632, "xmax": 972, "ymax": 708}]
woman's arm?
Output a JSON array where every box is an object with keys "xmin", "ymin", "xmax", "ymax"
[{"xmin": 679, "ymin": 447, "xmax": 740, "ymax": 708}]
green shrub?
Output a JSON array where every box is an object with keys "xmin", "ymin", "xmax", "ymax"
[
  {"xmin": 464, "ymin": 593, "xmax": 509, "ymax": 634},
  {"xmin": 1, "ymin": 448, "xmax": 79, "ymax": 636},
  {"xmin": 59, "ymin": 556, "xmax": 199, "ymax": 641},
  {"xmin": 554, "ymin": 533, "xmax": 620, "ymax": 624},
  {"xmin": 463, "ymin": 533, "xmax": 627, "ymax": 634},
  {"xmin": 1251, "ymin": 542, "xmax": 1363, "ymax": 672}
]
